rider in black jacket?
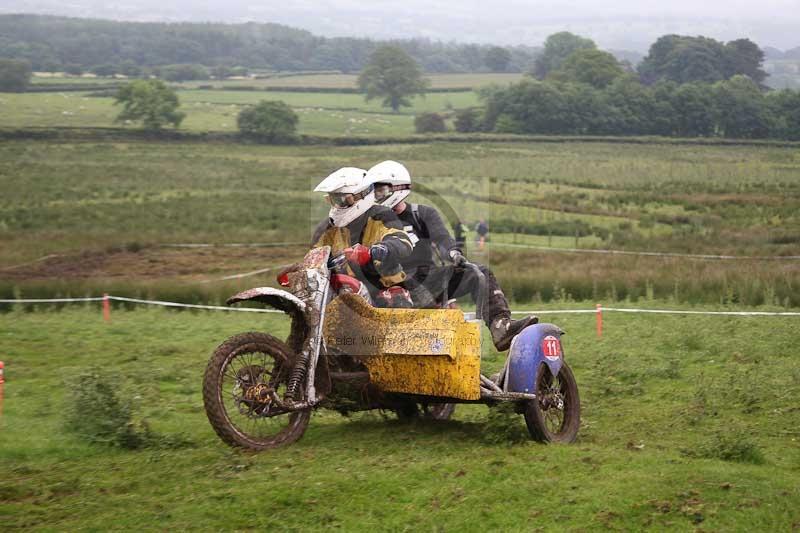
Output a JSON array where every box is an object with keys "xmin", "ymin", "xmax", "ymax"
[{"xmin": 364, "ymin": 161, "xmax": 538, "ymax": 352}]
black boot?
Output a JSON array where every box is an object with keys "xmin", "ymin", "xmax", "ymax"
[{"xmin": 489, "ymin": 315, "xmax": 539, "ymax": 351}]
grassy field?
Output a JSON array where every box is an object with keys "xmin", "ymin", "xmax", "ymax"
[
  {"xmin": 1, "ymin": 305, "xmax": 799, "ymax": 530},
  {"xmin": 0, "ymin": 89, "xmax": 477, "ymax": 135},
  {"xmin": 12, "ymin": 73, "xmax": 495, "ymax": 137},
  {"xmin": 4, "ymin": 69, "xmax": 796, "ymax": 531},
  {"xmin": 1, "ymin": 139, "xmax": 799, "ymax": 306}
]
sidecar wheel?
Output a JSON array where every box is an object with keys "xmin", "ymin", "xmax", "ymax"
[
  {"xmin": 524, "ymin": 362, "xmax": 580, "ymax": 443},
  {"xmin": 203, "ymin": 332, "xmax": 311, "ymax": 451},
  {"xmin": 395, "ymin": 402, "xmax": 456, "ymax": 421},
  {"xmin": 425, "ymin": 403, "xmax": 456, "ymax": 420}
]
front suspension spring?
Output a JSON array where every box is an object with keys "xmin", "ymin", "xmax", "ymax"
[{"xmin": 286, "ymin": 354, "xmax": 309, "ymax": 400}]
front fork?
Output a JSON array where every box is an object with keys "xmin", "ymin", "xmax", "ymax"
[{"xmin": 282, "ymin": 271, "xmax": 330, "ymax": 410}]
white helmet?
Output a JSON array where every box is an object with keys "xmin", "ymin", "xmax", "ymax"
[
  {"xmin": 314, "ymin": 167, "xmax": 373, "ymax": 227},
  {"xmin": 365, "ymin": 161, "xmax": 411, "ymax": 210}
]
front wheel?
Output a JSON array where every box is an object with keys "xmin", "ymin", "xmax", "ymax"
[
  {"xmin": 524, "ymin": 362, "xmax": 580, "ymax": 443},
  {"xmin": 203, "ymin": 332, "xmax": 310, "ymax": 450}
]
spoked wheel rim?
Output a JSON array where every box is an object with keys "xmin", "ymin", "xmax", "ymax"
[
  {"xmin": 536, "ymin": 367, "xmax": 569, "ymax": 435},
  {"xmin": 218, "ymin": 344, "xmax": 302, "ymax": 444}
]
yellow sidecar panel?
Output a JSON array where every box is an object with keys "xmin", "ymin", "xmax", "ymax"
[{"xmin": 323, "ymin": 293, "xmax": 482, "ymax": 400}]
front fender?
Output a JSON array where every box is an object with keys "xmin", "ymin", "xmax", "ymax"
[
  {"xmin": 504, "ymin": 323, "xmax": 564, "ymax": 394},
  {"xmin": 227, "ymin": 287, "xmax": 307, "ymax": 315},
  {"xmin": 228, "ymin": 286, "xmax": 309, "ymax": 356}
]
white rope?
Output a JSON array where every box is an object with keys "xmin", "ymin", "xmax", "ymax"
[
  {"xmin": 159, "ymin": 242, "xmax": 306, "ymax": 249},
  {"xmin": 600, "ymin": 307, "xmax": 800, "ymax": 316},
  {"xmin": 0, "ymin": 297, "xmax": 105, "ymax": 303},
  {"xmin": 106, "ymin": 296, "xmax": 283, "ymax": 313},
  {"xmin": 2, "ymin": 297, "xmax": 799, "ymax": 317},
  {"xmin": 510, "ymin": 307, "xmax": 800, "ymax": 317},
  {"xmin": 0, "ymin": 254, "xmax": 62, "ymax": 271},
  {"xmin": 510, "ymin": 309, "xmax": 598, "ymax": 314},
  {"xmin": 199, "ymin": 264, "xmax": 292, "ymax": 283},
  {"xmin": 489, "ymin": 242, "xmax": 800, "ymax": 261}
]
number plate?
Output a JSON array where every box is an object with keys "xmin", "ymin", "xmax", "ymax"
[{"xmin": 542, "ymin": 335, "xmax": 562, "ymax": 360}]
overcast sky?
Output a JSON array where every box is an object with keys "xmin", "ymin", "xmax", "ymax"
[{"xmin": 4, "ymin": 0, "xmax": 799, "ymax": 50}]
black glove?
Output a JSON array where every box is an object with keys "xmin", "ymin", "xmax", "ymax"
[
  {"xmin": 449, "ymin": 249, "xmax": 467, "ymax": 267},
  {"xmin": 370, "ymin": 243, "xmax": 389, "ymax": 263}
]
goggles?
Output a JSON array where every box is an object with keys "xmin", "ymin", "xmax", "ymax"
[
  {"xmin": 325, "ymin": 185, "xmax": 373, "ymax": 208},
  {"xmin": 373, "ymin": 183, "xmax": 411, "ymax": 203}
]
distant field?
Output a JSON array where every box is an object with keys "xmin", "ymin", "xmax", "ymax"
[
  {"xmin": 2, "ymin": 306, "xmax": 799, "ymax": 529},
  {"xmin": 0, "ymin": 88, "xmax": 477, "ymax": 135},
  {"xmin": 1, "ymin": 139, "xmax": 798, "ymax": 306},
  {"xmin": 181, "ymin": 72, "xmax": 524, "ymax": 89},
  {"xmin": 31, "ymin": 72, "xmax": 525, "ymax": 90},
  {"xmin": 179, "ymin": 89, "xmax": 478, "ymax": 114},
  {"xmin": 30, "ymin": 74, "xmax": 111, "ymax": 85}
]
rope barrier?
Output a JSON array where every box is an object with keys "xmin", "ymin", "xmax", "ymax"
[
  {"xmin": 0, "ymin": 297, "xmax": 105, "ymax": 303},
  {"xmin": 599, "ymin": 307, "xmax": 800, "ymax": 317},
  {"xmin": 2, "ymin": 297, "xmax": 799, "ymax": 317},
  {"xmin": 159, "ymin": 242, "xmax": 306, "ymax": 249},
  {"xmin": 488, "ymin": 241, "xmax": 800, "ymax": 261},
  {"xmin": 106, "ymin": 296, "xmax": 283, "ymax": 313},
  {"xmin": 202, "ymin": 264, "xmax": 293, "ymax": 283}
]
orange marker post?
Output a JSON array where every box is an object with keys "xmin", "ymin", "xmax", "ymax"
[
  {"xmin": 103, "ymin": 293, "xmax": 111, "ymax": 323},
  {"xmin": 596, "ymin": 304, "xmax": 603, "ymax": 338}
]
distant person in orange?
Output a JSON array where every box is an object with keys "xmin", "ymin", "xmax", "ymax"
[{"xmin": 475, "ymin": 219, "xmax": 489, "ymax": 251}]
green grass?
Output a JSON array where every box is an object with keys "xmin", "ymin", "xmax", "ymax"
[
  {"xmin": 30, "ymin": 74, "xmax": 115, "ymax": 85},
  {"xmin": 179, "ymin": 89, "xmax": 479, "ymax": 113},
  {"xmin": 1, "ymin": 305, "xmax": 799, "ymax": 529},
  {"xmin": 0, "ymin": 89, "xmax": 476, "ymax": 135},
  {"xmin": 1, "ymin": 139, "xmax": 799, "ymax": 306}
]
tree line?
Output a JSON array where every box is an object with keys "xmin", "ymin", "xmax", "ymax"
[
  {"xmin": 0, "ymin": 14, "xmax": 536, "ymax": 75},
  {"xmin": 444, "ymin": 33, "xmax": 799, "ymax": 140},
  {"xmin": 460, "ymin": 75, "xmax": 800, "ymax": 140}
]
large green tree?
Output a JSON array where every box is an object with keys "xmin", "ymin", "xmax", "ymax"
[
  {"xmin": 639, "ymin": 35, "xmax": 767, "ymax": 86},
  {"xmin": 483, "ymin": 79, "xmax": 575, "ymax": 134},
  {"xmin": 114, "ymin": 79, "xmax": 185, "ymax": 130},
  {"xmin": 0, "ymin": 58, "xmax": 32, "ymax": 92},
  {"xmin": 358, "ymin": 45, "xmax": 429, "ymax": 112},
  {"xmin": 237, "ymin": 100, "xmax": 299, "ymax": 143},
  {"xmin": 724, "ymin": 39, "xmax": 767, "ymax": 85},
  {"xmin": 549, "ymin": 48, "xmax": 625, "ymax": 89},
  {"xmin": 532, "ymin": 32, "xmax": 596, "ymax": 79}
]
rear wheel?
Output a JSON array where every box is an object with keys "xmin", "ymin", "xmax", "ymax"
[
  {"xmin": 203, "ymin": 332, "xmax": 310, "ymax": 450},
  {"xmin": 524, "ymin": 362, "xmax": 580, "ymax": 443}
]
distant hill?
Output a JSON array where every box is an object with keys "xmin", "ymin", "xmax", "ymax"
[
  {"xmin": 2, "ymin": 0, "xmax": 800, "ymax": 51},
  {"xmin": 0, "ymin": 14, "xmax": 539, "ymax": 73}
]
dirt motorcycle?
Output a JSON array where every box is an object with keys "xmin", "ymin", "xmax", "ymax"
[{"xmin": 202, "ymin": 245, "xmax": 580, "ymax": 450}]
